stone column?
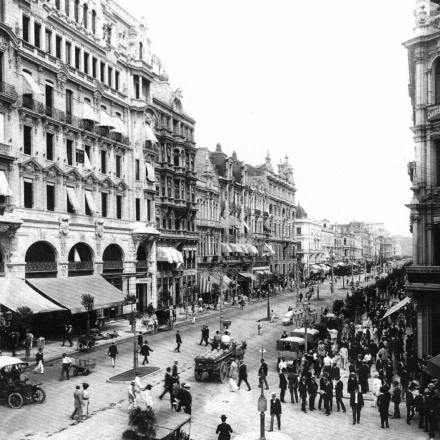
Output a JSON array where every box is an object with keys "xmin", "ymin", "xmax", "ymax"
[
  {"xmin": 41, "ymin": 23, "xmax": 46, "ymax": 53},
  {"xmin": 29, "ymin": 16, "xmax": 35, "ymax": 45},
  {"xmin": 79, "ymin": 47, "xmax": 84, "ymax": 71}
]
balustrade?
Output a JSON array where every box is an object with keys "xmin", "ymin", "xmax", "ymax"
[
  {"xmin": 68, "ymin": 261, "xmax": 94, "ymax": 271},
  {"xmin": 0, "ymin": 262, "xmax": 4, "ymax": 273},
  {"xmin": 19, "ymin": 96, "xmax": 46, "ymax": 115},
  {"xmin": 25, "ymin": 262, "xmax": 58, "ymax": 272},
  {"xmin": 103, "ymin": 260, "xmax": 123, "ymax": 270},
  {"xmin": 0, "ymin": 82, "xmax": 18, "ymax": 101}
]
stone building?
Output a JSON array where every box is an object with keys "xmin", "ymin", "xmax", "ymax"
[
  {"xmin": 404, "ymin": 0, "xmax": 440, "ymax": 357},
  {"xmin": 0, "ymin": 0, "xmax": 196, "ymax": 319}
]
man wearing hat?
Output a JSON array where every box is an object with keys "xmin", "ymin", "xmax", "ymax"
[
  {"xmin": 62, "ymin": 324, "xmax": 73, "ymax": 347},
  {"xmin": 391, "ymin": 381, "xmax": 402, "ymax": 419},
  {"xmin": 330, "ymin": 362, "xmax": 340, "ymax": 381},
  {"xmin": 175, "ymin": 330, "xmax": 182, "ymax": 352},
  {"xmin": 349, "ymin": 385, "xmax": 364, "ymax": 425},
  {"xmin": 216, "ymin": 415, "xmax": 233, "ymax": 440},
  {"xmin": 377, "ymin": 386, "xmax": 390, "ymax": 428},
  {"xmin": 287, "ymin": 367, "xmax": 298, "ymax": 403},
  {"xmin": 159, "ymin": 367, "xmax": 175, "ymax": 408},
  {"xmin": 334, "ymin": 376, "xmax": 346, "ymax": 412},
  {"xmin": 322, "ymin": 376, "xmax": 333, "ymax": 416},
  {"xmin": 269, "ymin": 391, "xmax": 282, "ymax": 431},
  {"xmin": 175, "ymin": 383, "xmax": 192, "ymax": 414},
  {"xmin": 107, "ymin": 341, "xmax": 118, "ymax": 368},
  {"xmin": 298, "ymin": 375, "xmax": 308, "ymax": 413},
  {"xmin": 308, "ymin": 376, "xmax": 318, "ymax": 411},
  {"xmin": 347, "ymin": 372, "xmax": 359, "ymax": 396}
]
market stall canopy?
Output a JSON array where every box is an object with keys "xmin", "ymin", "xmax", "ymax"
[
  {"xmin": 22, "ymin": 71, "xmax": 44, "ymax": 95},
  {"xmin": 221, "ymin": 243, "xmax": 232, "ymax": 254},
  {"xmin": 26, "ymin": 275, "xmax": 126, "ymax": 314},
  {"xmin": 239, "ymin": 272, "xmax": 257, "ymax": 281},
  {"xmin": 0, "ymin": 278, "xmax": 65, "ymax": 313},
  {"xmin": 0, "ymin": 356, "xmax": 28, "ymax": 369},
  {"xmin": 426, "ymin": 354, "xmax": 440, "ymax": 380},
  {"xmin": 381, "ymin": 297, "xmax": 411, "ymax": 319}
]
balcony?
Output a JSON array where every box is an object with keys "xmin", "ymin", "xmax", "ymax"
[
  {"xmin": 19, "ymin": 96, "xmax": 46, "ymax": 115},
  {"xmin": 0, "ymin": 262, "xmax": 4, "ymax": 274},
  {"xmin": 103, "ymin": 260, "xmax": 124, "ymax": 270},
  {"xmin": 25, "ymin": 262, "xmax": 58, "ymax": 273},
  {"xmin": 406, "ymin": 266, "xmax": 440, "ymax": 285},
  {"xmin": 0, "ymin": 82, "xmax": 18, "ymax": 102},
  {"xmin": 68, "ymin": 261, "xmax": 94, "ymax": 271}
]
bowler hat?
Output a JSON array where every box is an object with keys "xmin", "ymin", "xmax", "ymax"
[{"xmin": 221, "ymin": 415, "xmax": 227, "ymax": 421}]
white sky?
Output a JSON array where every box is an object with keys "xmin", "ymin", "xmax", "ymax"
[{"xmin": 123, "ymin": 0, "xmax": 416, "ymax": 236}]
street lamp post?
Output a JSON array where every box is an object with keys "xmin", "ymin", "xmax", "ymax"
[
  {"xmin": 258, "ymin": 345, "xmax": 267, "ymax": 440},
  {"xmin": 182, "ymin": 282, "xmax": 189, "ymax": 321},
  {"xmin": 330, "ymin": 250, "xmax": 335, "ymax": 294},
  {"xmin": 125, "ymin": 293, "xmax": 138, "ymax": 374}
]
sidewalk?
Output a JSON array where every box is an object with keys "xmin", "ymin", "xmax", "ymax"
[{"xmin": 8, "ymin": 286, "xmax": 300, "ymax": 365}]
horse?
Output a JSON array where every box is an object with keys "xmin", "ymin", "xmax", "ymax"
[{"xmin": 233, "ymin": 341, "xmax": 247, "ymax": 361}]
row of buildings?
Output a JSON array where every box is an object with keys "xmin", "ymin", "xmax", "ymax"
[{"xmin": 0, "ymin": 0, "xmax": 406, "ymax": 328}]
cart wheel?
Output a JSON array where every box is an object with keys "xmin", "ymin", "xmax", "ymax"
[
  {"xmin": 32, "ymin": 387, "xmax": 46, "ymax": 404},
  {"xmin": 84, "ymin": 369, "xmax": 90, "ymax": 376},
  {"xmin": 219, "ymin": 362, "xmax": 229, "ymax": 383},
  {"xmin": 167, "ymin": 319, "xmax": 174, "ymax": 330},
  {"xmin": 194, "ymin": 369, "xmax": 203, "ymax": 381},
  {"xmin": 73, "ymin": 367, "xmax": 79, "ymax": 377},
  {"xmin": 8, "ymin": 393, "xmax": 23, "ymax": 409}
]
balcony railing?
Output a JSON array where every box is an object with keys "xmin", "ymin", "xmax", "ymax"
[
  {"xmin": 136, "ymin": 260, "xmax": 148, "ymax": 268},
  {"xmin": 0, "ymin": 262, "xmax": 4, "ymax": 273},
  {"xmin": 25, "ymin": 262, "xmax": 58, "ymax": 272},
  {"xmin": 0, "ymin": 143, "xmax": 11, "ymax": 157},
  {"xmin": 103, "ymin": 260, "xmax": 124, "ymax": 270},
  {"xmin": 0, "ymin": 82, "xmax": 18, "ymax": 101},
  {"xmin": 19, "ymin": 97, "xmax": 46, "ymax": 115},
  {"xmin": 406, "ymin": 266, "xmax": 440, "ymax": 284},
  {"xmin": 68, "ymin": 261, "xmax": 94, "ymax": 271},
  {"xmin": 45, "ymin": 106, "xmax": 66, "ymax": 123}
]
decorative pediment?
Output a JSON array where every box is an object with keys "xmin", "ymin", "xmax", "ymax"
[
  {"xmin": 114, "ymin": 146, "xmax": 126, "ymax": 156},
  {"xmin": 18, "ymin": 157, "xmax": 44, "ymax": 176},
  {"xmin": 83, "ymin": 172, "xmax": 100, "ymax": 188},
  {"xmin": 100, "ymin": 176, "xmax": 114, "ymax": 190},
  {"xmin": 43, "ymin": 163, "xmax": 64, "ymax": 180},
  {"xmin": 114, "ymin": 179, "xmax": 129, "ymax": 193},
  {"xmin": 63, "ymin": 168, "xmax": 82, "ymax": 184}
]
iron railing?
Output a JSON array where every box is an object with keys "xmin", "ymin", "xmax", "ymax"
[
  {"xmin": 0, "ymin": 82, "xmax": 18, "ymax": 100},
  {"xmin": 19, "ymin": 97, "xmax": 46, "ymax": 115},
  {"xmin": 25, "ymin": 262, "xmax": 58, "ymax": 272},
  {"xmin": 68, "ymin": 261, "xmax": 94, "ymax": 271},
  {"xmin": 136, "ymin": 261, "xmax": 148, "ymax": 268},
  {"xmin": 103, "ymin": 260, "xmax": 123, "ymax": 270},
  {"xmin": 0, "ymin": 262, "xmax": 4, "ymax": 273},
  {"xmin": 0, "ymin": 143, "xmax": 11, "ymax": 156}
]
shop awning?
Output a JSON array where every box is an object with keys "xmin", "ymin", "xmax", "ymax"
[
  {"xmin": 0, "ymin": 170, "xmax": 12, "ymax": 197},
  {"xmin": 110, "ymin": 117, "xmax": 128, "ymax": 136},
  {"xmin": 243, "ymin": 243, "xmax": 258, "ymax": 255},
  {"xmin": 0, "ymin": 278, "xmax": 65, "ymax": 313},
  {"xmin": 81, "ymin": 102, "xmax": 100, "ymax": 123},
  {"xmin": 85, "ymin": 190, "xmax": 98, "ymax": 215},
  {"xmin": 156, "ymin": 246, "xmax": 184, "ymax": 264},
  {"xmin": 228, "ymin": 243, "xmax": 242, "ymax": 253},
  {"xmin": 198, "ymin": 272, "xmax": 212, "ymax": 293},
  {"xmin": 145, "ymin": 124, "xmax": 158, "ymax": 144},
  {"xmin": 254, "ymin": 269, "xmax": 271, "ymax": 276},
  {"xmin": 263, "ymin": 243, "xmax": 275, "ymax": 255},
  {"xmin": 381, "ymin": 297, "xmax": 411, "ymax": 319},
  {"xmin": 239, "ymin": 272, "xmax": 258, "ymax": 281},
  {"xmin": 146, "ymin": 162, "xmax": 155, "ymax": 182},
  {"xmin": 22, "ymin": 71, "xmax": 44, "ymax": 95},
  {"xmin": 97, "ymin": 110, "xmax": 116, "ymax": 128},
  {"xmin": 221, "ymin": 243, "xmax": 232, "ymax": 254},
  {"xmin": 206, "ymin": 274, "xmax": 230, "ymax": 290},
  {"xmin": 426, "ymin": 354, "xmax": 440, "ymax": 380},
  {"xmin": 66, "ymin": 187, "xmax": 81, "ymax": 212},
  {"xmin": 26, "ymin": 275, "xmax": 126, "ymax": 314},
  {"xmin": 237, "ymin": 244, "xmax": 248, "ymax": 254}
]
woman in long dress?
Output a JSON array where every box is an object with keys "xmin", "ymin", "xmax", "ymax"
[{"xmin": 229, "ymin": 358, "xmax": 239, "ymax": 392}]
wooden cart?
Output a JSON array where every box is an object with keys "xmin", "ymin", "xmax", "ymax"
[{"xmin": 70, "ymin": 358, "xmax": 96, "ymax": 376}]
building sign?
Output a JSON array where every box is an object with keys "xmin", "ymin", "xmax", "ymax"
[
  {"xmin": 136, "ymin": 277, "xmax": 152, "ymax": 284},
  {"xmin": 427, "ymin": 104, "xmax": 440, "ymax": 121},
  {"xmin": 76, "ymin": 149, "xmax": 84, "ymax": 164}
]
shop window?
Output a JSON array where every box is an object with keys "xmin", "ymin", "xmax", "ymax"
[
  {"xmin": 46, "ymin": 133, "xmax": 54, "ymax": 161},
  {"xmin": 47, "ymin": 184, "xmax": 55, "ymax": 211},
  {"xmin": 116, "ymin": 195, "xmax": 122, "ymax": 219},
  {"xmin": 24, "ymin": 180, "xmax": 33, "ymax": 208},
  {"xmin": 23, "ymin": 125, "xmax": 32, "ymax": 155}
]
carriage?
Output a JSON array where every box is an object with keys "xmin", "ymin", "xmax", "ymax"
[
  {"xmin": 142, "ymin": 309, "xmax": 174, "ymax": 334},
  {"xmin": 276, "ymin": 336, "xmax": 306, "ymax": 372},
  {"xmin": 76, "ymin": 335, "xmax": 96, "ymax": 352},
  {"xmin": 0, "ymin": 356, "xmax": 46, "ymax": 409},
  {"xmin": 194, "ymin": 340, "xmax": 247, "ymax": 383}
]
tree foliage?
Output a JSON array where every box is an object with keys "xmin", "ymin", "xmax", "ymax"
[
  {"xmin": 16, "ymin": 306, "xmax": 33, "ymax": 328},
  {"xmin": 81, "ymin": 294, "xmax": 95, "ymax": 334},
  {"xmin": 128, "ymin": 407, "xmax": 157, "ymax": 436}
]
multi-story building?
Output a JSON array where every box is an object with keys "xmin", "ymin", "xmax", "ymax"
[
  {"xmin": 403, "ymin": 0, "xmax": 440, "ymax": 357},
  {"xmin": 319, "ymin": 219, "xmax": 335, "ymax": 260},
  {"xmin": 0, "ymin": 0, "xmax": 199, "ymax": 319}
]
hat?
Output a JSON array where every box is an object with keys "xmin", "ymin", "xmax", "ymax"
[
  {"xmin": 182, "ymin": 383, "xmax": 191, "ymax": 389},
  {"xmin": 167, "ymin": 367, "xmax": 171, "ymax": 372},
  {"xmin": 221, "ymin": 415, "xmax": 227, "ymax": 421},
  {"xmin": 379, "ymin": 386, "xmax": 386, "ymax": 393},
  {"xmin": 130, "ymin": 381, "xmax": 135, "ymax": 385},
  {"xmin": 271, "ymin": 392, "xmax": 276, "ymax": 396},
  {"xmin": 146, "ymin": 384, "xmax": 153, "ymax": 390},
  {"xmin": 373, "ymin": 373, "xmax": 378, "ymax": 378}
]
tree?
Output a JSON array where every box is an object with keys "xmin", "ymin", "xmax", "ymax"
[
  {"xmin": 332, "ymin": 299, "xmax": 344, "ymax": 315},
  {"xmin": 124, "ymin": 407, "xmax": 157, "ymax": 438},
  {"xmin": 16, "ymin": 306, "xmax": 33, "ymax": 329},
  {"xmin": 81, "ymin": 294, "xmax": 94, "ymax": 334}
]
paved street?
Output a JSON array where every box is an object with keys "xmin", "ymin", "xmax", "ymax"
[{"xmin": 1, "ymin": 282, "xmax": 424, "ymax": 440}]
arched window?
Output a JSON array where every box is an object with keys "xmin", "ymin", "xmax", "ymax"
[
  {"xmin": 83, "ymin": 4, "xmax": 88, "ymax": 29},
  {"xmin": 91, "ymin": 10, "xmax": 96, "ymax": 34},
  {"xmin": 139, "ymin": 42, "xmax": 143, "ymax": 60},
  {"xmin": 74, "ymin": 0, "xmax": 79, "ymax": 23}
]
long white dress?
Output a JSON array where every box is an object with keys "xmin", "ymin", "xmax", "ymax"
[{"xmin": 229, "ymin": 361, "xmax": 239, "ymax": 392}]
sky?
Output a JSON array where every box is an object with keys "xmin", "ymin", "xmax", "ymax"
[{"xmin": 122, "ymin": 0, "xmax": 416, "ymax": 236}]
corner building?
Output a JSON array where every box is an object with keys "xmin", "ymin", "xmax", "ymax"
[
  {"xmin": 404, "ymin": 0, "xmax": 440, "ymax": 357},
  {"xmin": 0, "ymin": 0, "xmax": 196, "ymax": 318}
]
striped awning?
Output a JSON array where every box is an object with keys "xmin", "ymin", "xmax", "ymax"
[
  {"xmin": 221, "ymin": 243, "xmax": 232, "ymax": 254},
  {"xmin": 381, "ymin": 297, "xmax": 411, "ymax": 319},
  {"xmin": 198, "ymin": 272, "xmax": 212, "ymax": 293},
  {"xmin": 66, "ymin": 187, "xmax": 81, "ymax": 212}
]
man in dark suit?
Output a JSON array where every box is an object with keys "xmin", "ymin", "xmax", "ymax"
[
  {"xmin": 258, "ymin": 359, "xmax": 269, "ymax": 390},
  {"xmin": 287, "ymin": 367, "xmax": 299, "ymax": 403},
  {"xmin": 347, "ymin": 372, "xmax": 359, "ymax": 395},
  {"xmin": 159, "ymin": 367, "xmax": 175, "ymax": 408},
  {"xmin": 269, "ymin": 392, "xmax": 282, "ymax": 431},
  {"xmin": 350, "ymin": 385, "xmax": 364, "ymax": 425},
  {"xmin": 322, "ymin": 377, "xmax": 333, "ymax": 416},
  {"xmin": 330, "ymin": 362, "xmax": 340, "ymax": 381},
  {"xmin": 377, "ymin": 387, "xmax": 390, "ymax": 428},
  {"xmin": 175, "ymin": 331, "xmax": 182, "ymax": 352},
  {"xmin": 238, "ymin": 361, "xmax": 251, "ymax": 391},
  {"xmin": 307, "ymin": 376, "xmax": 318, "ymax": 411},
  {"xmin": 216, "ymin": 415, "xmax": 233, "ymax": 440},
  {"xmin": 414, "ymin": 389, "xmax": 426, "ymax": 430},
  {"xmin": 334, "ymin": 377, "xmax": 346, "ymax": 412},
  {"xmin": 279, "ymin": 368, "xmax": 287, "ymax": 403},
  {"xmin": 298, "ymin": 375, "xmax": 308, "ymax": 413},
  {"xmin": 317, "ymin": 374, "xmax": 327, "ymax": 410}
]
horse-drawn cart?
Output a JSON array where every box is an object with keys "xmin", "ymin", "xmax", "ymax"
[
  {"xmin": 142, "ymin": 309, "xmax": 174, "ymax": 334},
  {"xmin": 194, "ymin": 341, "xmax": 247, "ymax": 383}
]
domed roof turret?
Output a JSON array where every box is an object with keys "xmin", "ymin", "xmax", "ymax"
[
  {"xmin": 159, "ymin": 70, "xmax": 169, "ymax": 82},
  {"xmin": 296, "ymin": 203, "xmax": 307, "ymax": 219}
]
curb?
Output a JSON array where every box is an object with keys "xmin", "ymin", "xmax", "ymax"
[{"xmin": 106, "ymin": 366, "xmax": 162, "ymax": 384}]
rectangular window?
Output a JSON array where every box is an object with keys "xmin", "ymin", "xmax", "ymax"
[
  {"xmin": 115, "ymin": 71, "xmax": 120, "ymax": 91},
  {"xmin": 85, "ymin": 194, "xmax": 91, "ymax": 216},
  {"xmin": 135, "ymin": 159, "xmax": 140, "ymax": 180},
  {"xmin": 116, "ymin": 195, "xmax": 122, "ymax": 219},
  {"xmin": 108, "ymin": 67, "xmax": 112, "ymax": 87},
  {"xmin": 66, "ymin": 139, "xmax": 73, "ymax": 165},
  {"xmin": 34, "ymin": 23, "xmax": 41, "ymax": 49},
  {"xmin": 56, "ymin": 35, "xmax": 62, "ymax": 59},
  {"xmin": 65, "ymin": 42, "xmax": 72, "ymax": 65},
  {"xmin": 84, "ymin": 52, "xmax": 89, "ymax": 74},
  {"xmin": 74, "ymin": 0, "xmax": 79, "ymax": 22},
  {"xmin": 45, "ymin": 30, "xmax": 52, "ymax": 53},
  {"xmin": 116, "ymin": 155, "xmax": 121, "ymax": 178},
  {"xmin": 147, "ymin": 200, "xmax": 151, "ymax": 221},
  {"xmin": 65, "ymin": 0, "xmax": 70, "ymax": 16},
  {"xmin": 23, "ymin": 125, "xmax": 32, "ymax": 155},
  {"xmin": 100, "ymin": 62, "xmax": 105, "ymax": 82},
  {"xmin": 92, "ymin": 58, "xmax": 97, "ymax": 78},
  {"xmin": 22, "ymin": 16, "xmax": 30, "ymax": 42},
  {"xmin": 47, "ymin": 183, "xmax": 55, "ymax": 211},
  {"xmin": 66, "ymin": 89, "xmax": 73, "ymax": 123},
  {"xmin": 24, "ymin": 180, "xmax": 33, "ymax": 208},
  {"xmin": 101, "ymin": 193, "xmax": 107, "ymax": 218},
  {"xmin": 46, "ymin": 133, "xmax": 54, "ymax": 161},
  {"xmin": 296, "ymin": 227, "xmax": 301, "ymax": 235},
  {"xmin": 101, "ymin": 150, "xmax": 106, "ymax": 174},
  {"xmin": 135, "ymin": 198, "xmax": 140, "ymax": 221},
  {"xmin": 75, "ymin": 47, "xmax": 80, "ymax": 69}
]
